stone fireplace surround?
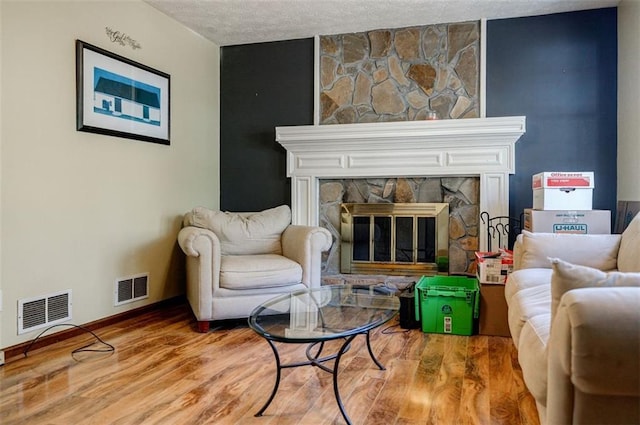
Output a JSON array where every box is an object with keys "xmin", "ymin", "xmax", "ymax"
[{"xmin": 276, "ymin": 116, "xmax": 526, "ymax": 274}]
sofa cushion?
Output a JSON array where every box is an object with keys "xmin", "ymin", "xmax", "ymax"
[
  {"xmin": 618, "ymin": 212, "xmax": 640, "ymax": 272},
  {"xmin": 550, "ymin": 258, "xmax": 640, "ymax": 323},
  {"xmin": 507, "ymin": 283, "xmax": 551, "ymax": 347},
  {"xmin": 505, "ymin": 268, "xmax": 552, "ymax": 304},
  {"xmin": 517, "ymin": 314, "xmax": 551, "ymax": 406},
  {"xmin": 186, "ymin": 205, "xmax": 291, "ymax": 255},
  {"xmin": 220, "ymin": 254, "xmax": 302, "ymax": 289},
  {"xmin": 519, "ymin": 230, "xmax": 620, "ymax": 270}
]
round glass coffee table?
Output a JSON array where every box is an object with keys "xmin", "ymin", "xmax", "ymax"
[{"xmin": 248, "ymin": 284, "xmax": 400, "ymax": 425}]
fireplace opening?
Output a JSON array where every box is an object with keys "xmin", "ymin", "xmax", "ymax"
[{"xmin": 340, "ymin": 203, "xmax": 449, "ymax": 276}]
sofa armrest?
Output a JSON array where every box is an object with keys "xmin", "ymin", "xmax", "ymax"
[
  {"xmin": 281, "ymin": 225, "xmax": 332, "ymax": 288},
  {"xmin": 177, "ymin": 226, "xmax": 222, "ymax": 321},
  {"xmin": 547, "ymin": 287, "xmax": 640, "ymax": 424}
]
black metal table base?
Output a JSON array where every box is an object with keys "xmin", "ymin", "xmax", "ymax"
[{"xmin": 254, "ymin": 330, "xmax": 385, "ymax": 425}]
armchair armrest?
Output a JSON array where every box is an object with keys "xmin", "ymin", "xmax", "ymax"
[
  {"xmin": 547, "ymin": 287, "xmax": 640, "ymax": 424},
  {"xmin": 177, "ymin": 226, "xmax": 222, "ymax": 321},
  {"xmin": 178, "ymin": 226, "xmax": 221, "ymax": 258},
  {"xmin": 281, "ymin": 225, "xmax": 332, "ymax": 288}
]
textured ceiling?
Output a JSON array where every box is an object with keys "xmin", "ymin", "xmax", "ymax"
[{"xmin": 144, "ymin": 0, "xmax": 619, "ymax": 46}]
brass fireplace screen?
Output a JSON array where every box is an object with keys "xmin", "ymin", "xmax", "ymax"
[{"xmin": 340, "ymin": 203, "xmax": 449, "ymax": 275}]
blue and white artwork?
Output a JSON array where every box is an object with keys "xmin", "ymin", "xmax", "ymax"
[
  {"xmin": 93, "ymin": 67, "xmax": 161, "ymax": 126},
  {"xmin": 77, "ymin": 40, "xmax": 170, "ymax": 144}
]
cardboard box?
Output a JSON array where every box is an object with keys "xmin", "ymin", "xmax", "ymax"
[
  {"xmin": 524, "ymin": 209, "xmax": 611, "ymax": 234},
  {"xmin": 475, "ymin": 250, "xmax": 513, "ymax": 285},
  {"xmin": 479, "ymin": 284, "xmax": 511, "ymax": 337},
  {"xmin": 532, "ymin": 171, "xmax": 594, "ymax": 210}
]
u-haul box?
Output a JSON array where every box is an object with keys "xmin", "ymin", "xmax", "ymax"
[
  {"xmin": 532, "ymin": 172, "xmax": 594, "ymax": 210},
  {"xmin": 524, "ymin": 209, "xmax": 611, "ymax": 234}
]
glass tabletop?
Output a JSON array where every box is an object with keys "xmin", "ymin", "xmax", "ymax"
[{"xmin": 248, "ymin": 285, "xmax": 400, "ymax": 343}]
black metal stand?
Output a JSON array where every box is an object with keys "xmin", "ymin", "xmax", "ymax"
[
  {"xmin": 255, "ymin": 330, "xmax": 386, "ymax": 425},
  {"xmin": 480, "ymin": 211, "xmax": 524, "ymax": 251}
]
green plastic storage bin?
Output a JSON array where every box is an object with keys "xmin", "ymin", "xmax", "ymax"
[{"xmin": 414, "ymin": 275, "xmax": 479, "ymax": 336}]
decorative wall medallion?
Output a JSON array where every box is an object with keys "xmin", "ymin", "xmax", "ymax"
[{"xmin": 105, "ymin": 27, "xmax": 142, "ymax": 50}]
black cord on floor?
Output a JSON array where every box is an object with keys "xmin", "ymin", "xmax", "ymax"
[{"xmin": 23, "ymin": 323, "xmax": 115, "ymax": 358}]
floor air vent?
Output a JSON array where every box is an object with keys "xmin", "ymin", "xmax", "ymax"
[
  {"xmin": 18, "ymin": 290, "xmax": 72, "ymax": 334},
  {"xmin": 115, "ymin": 273, "xmax": 149, "ymax": 306}
]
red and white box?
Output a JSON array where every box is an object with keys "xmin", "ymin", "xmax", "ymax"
[
  {"xmin": 532, "ymin": 171, "xmax": 594, "ymax": 210},
  {"xmin": 475, "ymin": 250, "xmax": 513, "ymax": 285}
]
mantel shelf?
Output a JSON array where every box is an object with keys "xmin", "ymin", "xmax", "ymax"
[{"xmin": 276, "ymin": 116, "xmax": 526, "ymax": 154}]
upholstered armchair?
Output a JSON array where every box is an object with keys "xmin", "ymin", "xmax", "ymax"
[{"xmin": 177, "ymin": 205, "xmax": 333, "ymax": 332}]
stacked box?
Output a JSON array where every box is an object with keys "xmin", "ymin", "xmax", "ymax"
[
  {"xmin": 524, "ymin": 209, "xmax": 611, "ymax": 234},
  {"xmin": 414, "ymin": 275, "xmax": 479, "ymax": 336},
  {"xmin": 478, "ymin": 284, "xmax": 511, "ymax": 337},
  {"xmin": 475, "ymin": 250, "xmax": 513, "ymax": 284},
  {"xmin": 532, "ymin": 172, "xmax": 594, "ymax": 210}
]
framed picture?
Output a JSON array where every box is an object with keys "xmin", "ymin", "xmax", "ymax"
[{"xmin": 76, "ymin": 40, "xmax": 170, "ymax": 145}]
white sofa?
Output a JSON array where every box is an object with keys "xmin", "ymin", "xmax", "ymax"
[
  {"xmin": 506, "ymin": 212, "xmax": 640, "ymax": 425},
  {"xmin": 178, "ymin": 205, "xmax": 332, "ymax": 332}
]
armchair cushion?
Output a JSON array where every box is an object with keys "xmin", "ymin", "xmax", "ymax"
[
  {"xmin": 220, "ymin": 254, "xmax": 303, "ymax": 290},
  {"xmin": 185, "ymin": 205, "xmax": 291, "ymax": 255},
  {"xmin": 550, "ymin": 258, "xmax": 640, "ymax": 323}
]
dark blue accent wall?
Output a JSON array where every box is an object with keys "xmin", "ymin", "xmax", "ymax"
[
  {"xmin": 220, "ymin": 39, "xmax": 314, "ymax": 211},
  {"xmin": 486, "ymin": 8, "xmax": 617, "ymax": 221},
  {"xmin": 219, "ymin": 9, "xmax": 617, "ymax": 220}
]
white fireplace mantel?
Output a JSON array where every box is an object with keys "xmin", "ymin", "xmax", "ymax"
[{"xmin": 276, "ymin": 116, "xmax": 526, "ymax": 249}]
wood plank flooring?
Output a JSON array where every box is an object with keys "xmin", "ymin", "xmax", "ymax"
[{"xmin": 0, "ymin": 301, "xmax": 539, "ymax": 425}]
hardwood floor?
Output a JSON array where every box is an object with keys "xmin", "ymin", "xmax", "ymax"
[{"xmin": 0, "ymin": 301, "xmax": 539, "ymax": 425}]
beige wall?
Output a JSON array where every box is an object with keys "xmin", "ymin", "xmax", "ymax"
[
  {"xmin": 618, "ymin": 0, "xmax": 640, "ymax": 201},
  {"xmin": 0, "ymin": 0, "xmax": 220, "ymax": 348}
]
